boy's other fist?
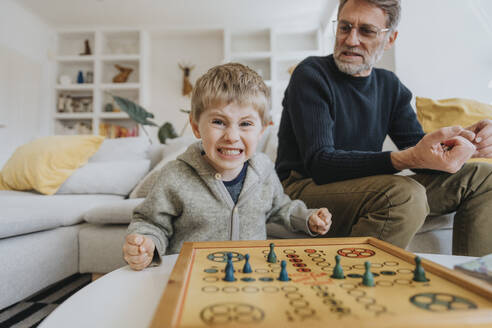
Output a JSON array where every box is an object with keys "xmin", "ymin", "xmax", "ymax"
[
  {"xmin": 308, "ymin": 208, "xmax": 332, "ymax": 235},
  {"xmin": 123, "ymin": 234, "xmax": 155, "ymax": 271}
]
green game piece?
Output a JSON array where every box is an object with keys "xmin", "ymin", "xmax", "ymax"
[
  {"xmin": 413, "ymin": 256, "xmax": 429, "ymax": 282},
  {"xmin": 362, "ymin": 261, "xmax": 375, "ymax": 287},
  {"xmin": 267, "ymin": 243, "xmax": 277, "ymax": 263},
  {"xmin": 331, "ymin": 255, "xmax": 345, "ymax": 279}
]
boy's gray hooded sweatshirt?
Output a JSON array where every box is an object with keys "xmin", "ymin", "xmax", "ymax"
[{"xmin": 128, "ymin": 142, "xmax": 315, "ymax": 257}]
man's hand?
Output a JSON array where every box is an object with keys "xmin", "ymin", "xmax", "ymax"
[
  {"xmin": 391, "ymin": 126, "xmax": 476, "ymax": 173},
  {"xmin": 466, "ymin": 119, "xmax": 492, "ymax": 158},
  {"xmin": 308, "ymin": 208, "xmax": 332, "ymax": 235},
  {"xmin": 123, "ymin": 234, "xmax": 155, "ymax": 271}
]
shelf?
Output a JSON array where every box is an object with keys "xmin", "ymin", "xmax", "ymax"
[
  {"xmin": 101, "ymin": 30, "xmax": 140, "ymax": 55},
  {"xmin": 55, "ymin": 84, "xmax": 94, "ymax": 91},
  {"xmin": 225, "ymin": 27, "xmax": 322, "ymax": 125},
  {"xmin": 99, "ymin": 112, "xmax": 129, "ymax": 119},
  {"xmin": 100, "ymin": 83, "xmax": 141, "ymax": 90},
  {"xmin": 55, "ymin": 113, "xmax": 93, "ymax": 120},
  {"xmin": 274, "ymin": 29, "xmax": 320, "ymax": 53},
  {"xmin": 56, "ymin": 56, "xmax": 95, "ymax": 62},
  {"xmin": 230, "ymin": 29, "xmax": 270, "ymax": 53},
  {"xmin": 101, "ymin": 54, "xmax": 141, "ymax": 61},
  {"xmin": 57, "ymin": 31, "xmax": 95, "ymax": 57},
  {"xmin": 53, "ymin": 29, "xmax": 148, "ymax": 137}
]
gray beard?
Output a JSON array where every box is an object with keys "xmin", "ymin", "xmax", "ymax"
[{"xmin": 333, "ymin": 41, "xmax": 386, "ymax": 76}]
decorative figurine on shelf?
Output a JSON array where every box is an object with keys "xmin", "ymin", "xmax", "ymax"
[
  {"xmin": 178, "ymin": 62, "xmax": 194, "ymax": 97},
  {"xmin": 112, "ymin": 64, "xmax": 133, "ymax": 83},
  {"xmin": 85, "ymin": 71, "xmax": 93, "ymax": 84},
  {"xmin": 57, "ymin": 94, "xmax": 66, "ymax": 112},
  {"xmin": 80, "ymin": 39, "xmax": 91, "ymax": 56},
  {"xmin": 77, "ymin": 70, "xmax": 84, "ymax": 84},
  {"xmin": 104, "ymin": 103, "xmax": 114, "ymax": 112},
  {"xmin": 64, "ymin": 95, "xmax": 73, "ymax": 113},
  {"xmin": 59, "ymin": 75, "xmax": 71, "ymax": 85}
]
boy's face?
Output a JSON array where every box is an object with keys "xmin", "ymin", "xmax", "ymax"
[{"xmin": 190, "ymin": 103, "xmax": 265, "ymax": 181}]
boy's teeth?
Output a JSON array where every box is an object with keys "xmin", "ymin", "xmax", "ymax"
[{"xmin": 220, "ymin": 149, "xmax": 241, "ymax": 155}]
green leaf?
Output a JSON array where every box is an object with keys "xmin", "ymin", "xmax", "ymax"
[
  {"xmin": 158, "ymin": 122, "xmax": 179, "ymax": 144},
  {"xmin": 112, "ymin": 95, "xmax": 158, "ymax": 126}
]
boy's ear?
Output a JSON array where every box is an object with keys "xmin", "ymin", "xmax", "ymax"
[{"xmin": 189, "ymin": 114, "xmax": 201, "ymax": 139}]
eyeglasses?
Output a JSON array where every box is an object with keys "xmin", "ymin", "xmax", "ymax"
[{"xmin": 332, "ymin": 20, "xmax": 390, "ymax": 41}]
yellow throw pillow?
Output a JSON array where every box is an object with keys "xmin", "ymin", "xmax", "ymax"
[
  {"xmin": 0, "ymin": 172, "xmax": 12, "ymax": 190},
  {"xmin": 416, "ymin": 97, "xmax": 492, "ymax": 165},
  {"xmin": 1, "ymin": 135, "xmax": 104, "ymax": 195}
]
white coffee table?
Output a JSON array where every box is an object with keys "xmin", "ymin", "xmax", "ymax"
[{"xmin": 39, "ymin": 253, "xmax": 476, "ymax": 328}]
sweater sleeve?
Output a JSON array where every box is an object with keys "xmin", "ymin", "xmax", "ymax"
[
  {"xmin": 284, "ymin": 61, "xmax": 397, "ymax": 184},
  {"xmin": 265, "ymin": 170, "xmax": 316, "ymax": 236},
  {"xmin": 127, "ymin": 167, "xmax": 181, "ymax": 261}
]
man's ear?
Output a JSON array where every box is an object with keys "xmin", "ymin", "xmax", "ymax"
[
  {"xmin": 189, "ymin": 114, "xmax": 201, "ymax": 139},
  {"xmin": 384, "ymin": 30, "xmax": 398, "ymax": 50}
]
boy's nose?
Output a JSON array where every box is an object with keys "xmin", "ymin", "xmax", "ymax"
[{"xmin": 224, "ymin": 127, "xmax": 240, "ymax": 141}]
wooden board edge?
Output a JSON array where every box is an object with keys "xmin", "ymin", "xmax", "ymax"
[
  {"xmin": 149, "ymin": 242, "xmax": 195, "ymax": 328},
  {"xmin": 182, "ymin": 237, "xmax": 372, "ymax": 249},
  {"xmin": 368, "ymin": 237, "xmax": 492, "ymax": 300}
]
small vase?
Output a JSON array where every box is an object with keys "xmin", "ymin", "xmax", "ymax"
[{"xmin": 77, "ymin": 71, "xmax": 84, "ymax": 84}]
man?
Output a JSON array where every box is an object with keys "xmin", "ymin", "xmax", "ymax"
[{"xmin": 273, "ymin": 0, "xmax": 492, "ymax": 256}]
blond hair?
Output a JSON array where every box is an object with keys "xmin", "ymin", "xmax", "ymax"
[{"xmin": 191, "ymin": 63, "xmax": 270, "ymax": 125}]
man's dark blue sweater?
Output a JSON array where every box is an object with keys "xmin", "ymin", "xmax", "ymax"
[{"xmin": 275, "ymin": 54, "xmax": 426, "ymax": 184}]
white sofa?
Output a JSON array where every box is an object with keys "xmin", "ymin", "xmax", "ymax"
[{"xmin": 0, "ymin": 128, "xmax": 453, "ymax": 310}]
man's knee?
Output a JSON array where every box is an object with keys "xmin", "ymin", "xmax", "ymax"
[
  {"xmin": 378, "ymin": 176, "xmax": 429, "ymax": 228},
  {"xmin": 380, "ymin": 176, "xmax": 428, "ymax": 210}
]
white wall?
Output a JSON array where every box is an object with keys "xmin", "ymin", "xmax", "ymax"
[
  {"xmin": 0, "ymin": 0, "xmax": 55, "ymax": 167},
  {"xmin": 395, "ymin": 0, "xmax": 492, "ymax": 104},
  {"xmin": 148, "ymin": 31, "xmax": 224, "ymax": 141}
]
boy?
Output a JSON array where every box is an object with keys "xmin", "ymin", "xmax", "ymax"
[{"xmin": 123, "ymin": 63, "xmax": 332, "ymax": 270}]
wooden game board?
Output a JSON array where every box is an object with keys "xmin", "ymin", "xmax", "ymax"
[{"xmin": 150, "ymin": 237, "xmax": 492, "ymax": 328}]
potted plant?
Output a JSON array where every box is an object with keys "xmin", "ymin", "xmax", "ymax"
[{"xmin": 112, "ymin": 95, "xmax": 183, "ymax": 144}]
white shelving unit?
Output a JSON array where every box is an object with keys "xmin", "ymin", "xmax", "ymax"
[
  {"xmin": 224, "ymin": 27, "xmax": 322, "ymax": 123},
  {"xmin": 54, "ymin": 28, "xmax": 149, "ymax": 137}
]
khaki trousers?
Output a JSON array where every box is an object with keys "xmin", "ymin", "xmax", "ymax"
[{"xmin": 282, "ymin": 162, "xmax": 492, "ymax": 256}]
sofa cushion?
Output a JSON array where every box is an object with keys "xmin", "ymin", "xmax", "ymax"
[
  {"xmin": 84, "ymin": 198, "xmax": 144, "ymax": 224},
  {"xmin": 57, "ymin": 160, "xmax": 150, "ymax": 196},
  {"xmin": 0, "ymin": 135, "xmax": 104, "ymax": 195},
  {"xmin": 129, "ymin": 136, "xmax": 196, "ymax": 199},
  {"xmin": 416, "ymin": 97, "xmax": 492, "ymax": 165},
  {"xmin": 89, "ymin": 137, "xmax": 150, "ymax": 162},
  {"xmin": 0, "ymin": 191, "xmax": 122, "ymax": 238}
]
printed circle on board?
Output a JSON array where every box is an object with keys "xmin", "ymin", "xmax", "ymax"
[
  {"xmin": 337, "ymin": 248, "xmax": 376, "ymax": 258},
  {"xmin": 410, "ymin": 293, "xmax": 477, "ymax": 312},
  {"xmin": 207, "ymin": 251, "xmax": 244, "ymax": 262},
  {"xmin": 200, "ymin": 303, "xmax": 264, "ymax": 325}
]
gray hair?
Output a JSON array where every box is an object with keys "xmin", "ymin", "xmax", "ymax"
[{"xmin": 338, "ymin": 0, "xmax": 401, "ymax": 30}]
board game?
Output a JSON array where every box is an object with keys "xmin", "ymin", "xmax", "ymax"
[{"xmin": 150, "ymin": 237, "xmax": 492, "ymax": 328}]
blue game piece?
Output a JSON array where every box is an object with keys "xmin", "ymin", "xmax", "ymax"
[
  {"xmin": 243, "ymin": 254, "xmax": 252, "ymax": 273},
  {"xmin": 223, "ymin": 258, "xmax": 236, "ymax": 282},
  {"xmin": 267, "ymin": 243, "xmax": 277, "ymax": 263},
  {"xmin": 278, "ymin": 260, "xmax": 290, "ymax": 281},
  {"xmin": 225, "ymin": 253, "xmax": 233, "ymax": 272}
]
